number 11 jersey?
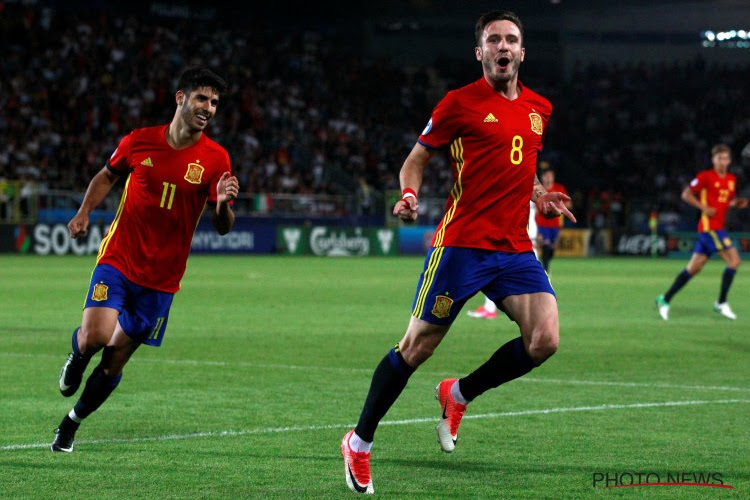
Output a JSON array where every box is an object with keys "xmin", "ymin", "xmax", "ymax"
[{"xmin": 97, "ymin": 124, "xmax": 231, "ymax": 293}]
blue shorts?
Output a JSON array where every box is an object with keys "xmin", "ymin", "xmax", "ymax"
[
  {"xmin": 84, "ymin": 264, "xmax": 174, "ymax": 346},
  {"xmin": 537, "ymin": 227, "xmax": 561, "ymax": 246},
  {"xmin": 693, "ymin": 230, "xmax": 734, "ymax": 256},
  {"xmin": 411, "ymin": 247, "xmax": 555, "ymax": 325}
]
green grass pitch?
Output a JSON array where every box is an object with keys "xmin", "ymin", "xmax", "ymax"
[{"xmin": 1, "ymin": 255, "xmax": 748, "ymax": 499}]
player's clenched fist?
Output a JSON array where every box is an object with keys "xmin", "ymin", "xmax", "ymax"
[
  {"xmin": 67, "ymin": 213, "xmax": 90, "ymax": 239},
  {"xmin": 393, "ymin": 190, "xmax": 419, "ymax": 222},
  {"xmin": 217, "ymin": 171, "xmax": 239, "ymax": 203}
]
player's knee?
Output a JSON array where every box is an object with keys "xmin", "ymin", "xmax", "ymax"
[
  {"xmin": 399, "ymin": 332, "xmax": 440, "ymax": 367},
  {"xmin": 400, "ymin": 320, "xmax": 447, "ymax": 367},
  {"xmin": 77, "ymin": 325, "xmax": 112, "ymax": 352},
  {"xmin": 400, "ymin": 341, "xmax": 435, "ymax": 367},
  {"xmin": 101, "ymin": 365, "xmax": 124, "ymax": 378},
  {"xmin": 526, "ymin": 320, "xmax": 559, "ymax": 363},
  {"xmin": 687, "ymin": 258, "xmax": 706, "ymax": 274},
  {"xmin": 528, "ymin": 335, "xmax": 558, "ymax": 364}
]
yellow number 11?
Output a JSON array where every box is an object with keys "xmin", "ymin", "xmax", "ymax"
[{"xmin": 160, "ymin": 182, "xmax": 176, "ymax": 209}]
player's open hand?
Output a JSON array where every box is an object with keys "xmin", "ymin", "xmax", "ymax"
[
  {"xmin": 536, "ymin": 191, "xmax": 577, "ymax": 223},
  {"xmin": 67, "ymin": 212, "xmax": 90, "ymax": 239},
  {"xmin": 733, "ymin": 197, "xmax": 749, "ymax": 209},
  {"xmin": 217, "ymin": 172, "xmax": 239, "ymax": 203},
  {"xmin": 393, "ymin": 196, "xmax": 419, "ymax": 222}
]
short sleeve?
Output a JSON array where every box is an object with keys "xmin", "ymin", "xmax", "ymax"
[
  {"xmin": 689, "ymin": 172, "xmax": 705, "ymax": 194},
  {"xmin": 418, "ymin": 92, "xmax": 460, "ymax": 151},
  {"xmin": 107, "ymin": 133, "xmax": 133, "ymax": 175}
]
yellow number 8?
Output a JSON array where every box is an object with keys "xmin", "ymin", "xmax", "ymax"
[{"xmin": 510, "ymin": 135, "xmax": 523, "ymax": 165}]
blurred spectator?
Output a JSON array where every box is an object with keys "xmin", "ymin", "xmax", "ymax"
[{"xmin": 1, "ymin": 4, "xmax": 749, "ymax": 230}]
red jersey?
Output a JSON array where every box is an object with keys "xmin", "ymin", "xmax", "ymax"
[
  {"xmin": 535, "ymin": 182, "xmax": 569, "ymax": 228},
  {"xmin": 418, "ymin": 77, "xmax": 551, "ymax": 252},
  {"xmin": 97, "ymin": 125, "xmax": 231, "ymax": 293},
  {"xmin": 689, "ymin": 169, "xmax": 736, "ymax": 232}
]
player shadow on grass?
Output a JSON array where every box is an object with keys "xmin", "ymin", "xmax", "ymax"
[
  {"xmin": 711, "ymin": 338, "xmax": 750, "ymax": 353},
  {"xmin": 378, "ymin": 457, "xmax": 503, "ymax": 473},
  {"xmin": 379, "ymin": 458, "xmax": 642, "ymax": 477},
  {"xmin": 657, "ymin": 305, "xmax": 737, "ymax": 321}
]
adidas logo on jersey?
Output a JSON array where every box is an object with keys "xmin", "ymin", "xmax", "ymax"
[
  {"xmin": 483, "ymin": 113, "xmax": 498, "ymax": 123},
  {"xmin": 141, "ymin": 157, "xmax": 153, "ymax": 167}
]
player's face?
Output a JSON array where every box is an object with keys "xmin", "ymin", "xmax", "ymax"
[
  {"xmin": 712, "ymin": 151, "xmax": 731, "ymax": 174},
  {"xmin": 178, "ymin": 86, "xmax": 220, "ymax": 132},
  {"xmin": 541, "ymin": 170, "xmax": 554, "ymax": 187},
  {"xmin": 476, "ymin": 20, "xmax": 525, "ymax": 87}
]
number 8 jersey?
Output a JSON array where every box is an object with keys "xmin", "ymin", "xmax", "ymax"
[
  {"xmin": 418, "ymin": 77, "xmax": 551, "ymax": 253},
  {"xmin": 97, "ymin": 124, "xmax": 232, "ymax": 293}
]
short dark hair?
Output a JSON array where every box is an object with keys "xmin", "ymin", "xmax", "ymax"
[
  {"xmin": 538, "ymin": 163, "xmax": 554, "ymax": 175},
  {"xmin": 475, "ymin": 10, "xmax": 524, "ymax": 46},
  {"xmin": 711, "ymin": 143, "xmax": 731, "ymax": 157},
  {"xmin": 177, "ymin": 67, "xmax": 227, "ymax": 95}
]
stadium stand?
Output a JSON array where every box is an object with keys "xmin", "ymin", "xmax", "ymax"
[{"xmin": 1, "ymin": 3, "xmax": 749, "ymax": 231}]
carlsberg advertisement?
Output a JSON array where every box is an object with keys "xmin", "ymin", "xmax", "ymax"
[{"xmin": 277, "ymin": 226, "xmax": 398, "ymax": 256}]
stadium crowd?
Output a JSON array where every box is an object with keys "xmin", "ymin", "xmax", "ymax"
[{"xmin": 1, "ymin": 4, "xmax": 749, "ymax": 230}]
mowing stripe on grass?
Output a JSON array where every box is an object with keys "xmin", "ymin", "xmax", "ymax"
[
  {"xmin": 3, "ymin": 352, "xmax": 750, "ymax": 393},
  {"xmin": 3, "ymin": 399, "xmax": 749, "ymax": 451}
]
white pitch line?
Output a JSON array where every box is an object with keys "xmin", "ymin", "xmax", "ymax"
[
  {"xmin": 2, "ymin": 352, "xmax": 749, "ymax": 393},
  {"xmin": 3, "ymin": 399, "xmax": 749, "ymax": 452},
  {"xmin": 516, "ymin": 377, "xmax": 750, "ymax": 393}
]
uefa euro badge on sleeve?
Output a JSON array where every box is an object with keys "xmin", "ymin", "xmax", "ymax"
[
  {"xmin": 92, "ymin": 282, "xmax": 108, "ymax": 302},
  {"xmin": 432, "ymin": 295, "xmax": 454, "ymax": 319},
  {"xmin": 529, "ymin": 111, "xmax": 543, "ymax": 135},
  {"xmin": 184, "ymin": 161, "xmax": 204, "ymax": 184}
]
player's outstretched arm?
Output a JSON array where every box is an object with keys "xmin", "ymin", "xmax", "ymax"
[
  {"xmin": 68, "ymin": 166, "xmax": 121, "ymax": 238},
  {"xmin": 731, "ymin": 197, "xmax": 749, "ymax": 209},
  {"xmin": 212, "ymin": 172, "xmax": 239, "ymax": 235},
  {"xmin": 393, "ymin": 143, "xmax": 434, "ymax": 223}
]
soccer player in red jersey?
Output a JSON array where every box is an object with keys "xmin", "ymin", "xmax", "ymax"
[
  {"xmin": 341, "ymin": 11, "xmax": 575, "ymax": 494},
  {"xmin": 52, "ymin": 68, "xmax": 240, "ymax": 452},
  {"xmin": 535, "ymin": 166, "xmax": 571, "ymax": 272},
  {"xmin": 656, "ymin": 143, "xmax": 748, "ymax": 321}
]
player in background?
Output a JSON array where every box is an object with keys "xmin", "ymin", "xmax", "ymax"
[
  {"xmin": 535, "ymin": 165, "xmax": 571, "ymax": 272},
  {"xmin": 656, "ymin": 143, "xmax": 748, "ymax": 320},
  {"xmin": 52, "ymin": 68, "xmax": 239, "ymax": 452},
  {"xmin": 341, "ymin": 11, "xmax": 575, "ymax": 494},
  {"xmin": 466, "ymin": 200, "xmax": 538, "ymax": 319}
]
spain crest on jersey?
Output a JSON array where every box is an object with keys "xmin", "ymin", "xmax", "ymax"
[
  {"xmin": 184, "ymin": 162, "xmax": 204, "ymax": 184},
  {"xmin": 92, "ymin": 282, "xmax": 108, "ymax": 302},
  {"xmin": 529, "ymin": 112, "xmax": 543, "ymax": 135},
  {"xmin": 729, "ymin": 180, "xmax": 735, "ymax": 192},
  {"xmin": 432, "ymin": 295, "xmax": 454, "ymax": 319}
]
